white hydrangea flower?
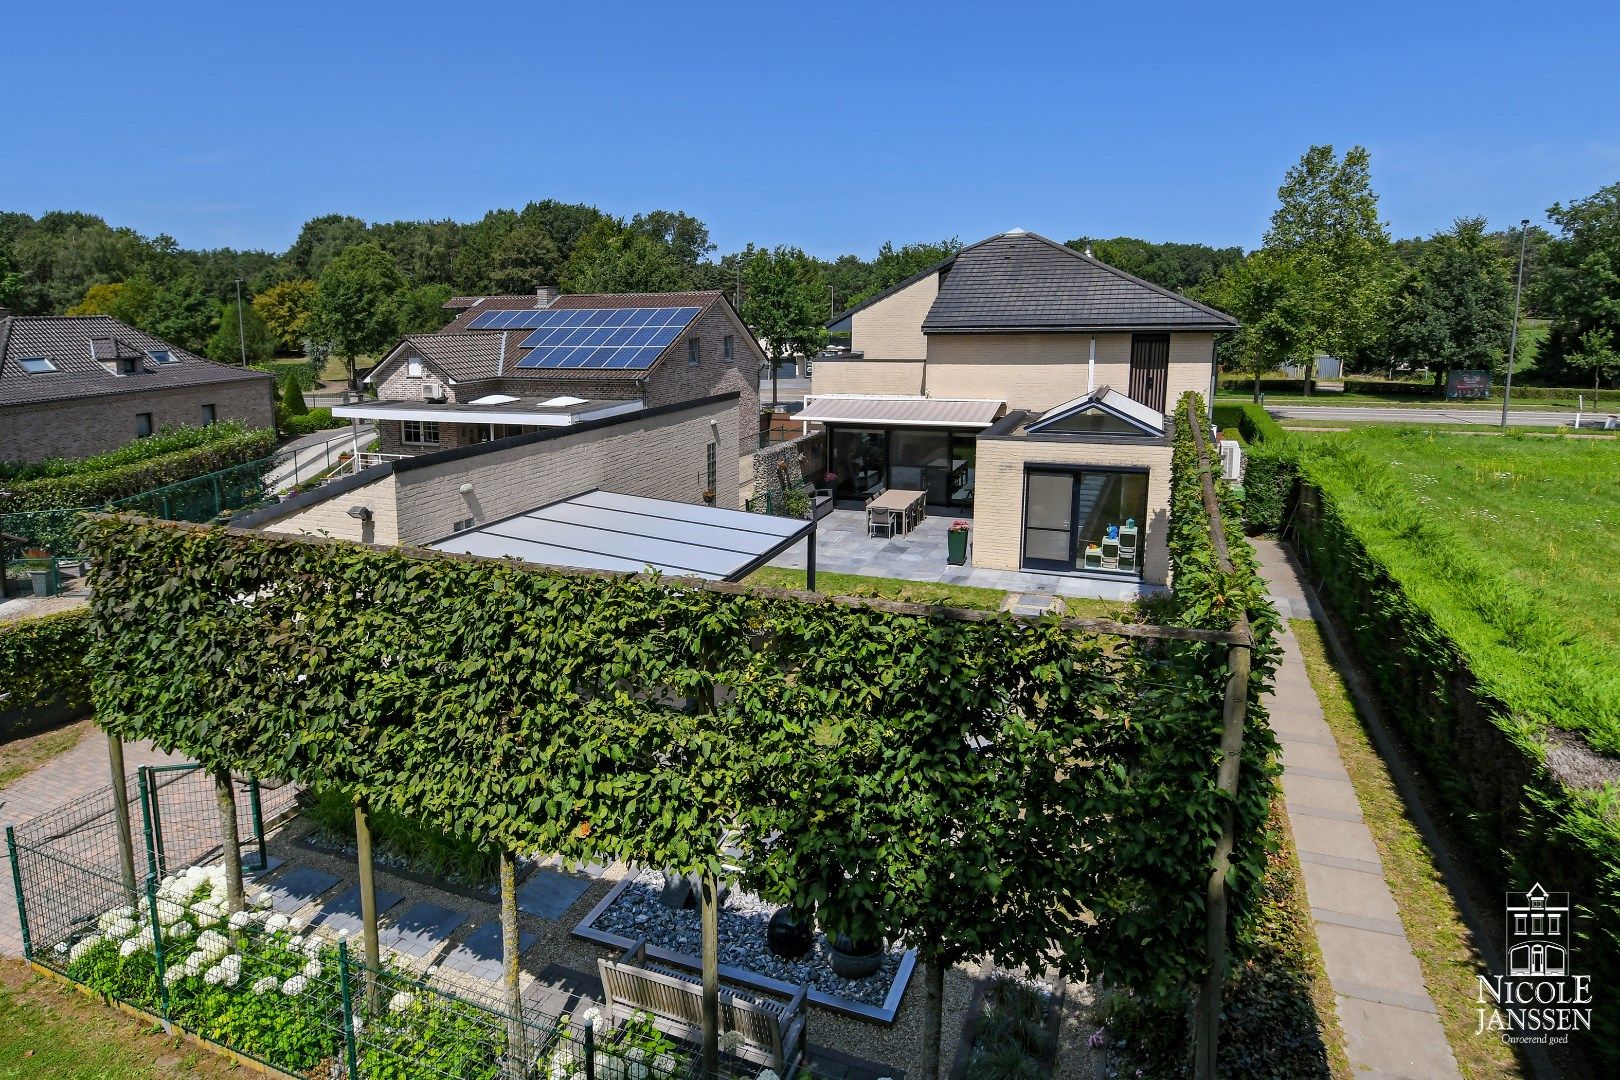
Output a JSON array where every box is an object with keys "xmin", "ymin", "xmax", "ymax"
[
  {"xmin": 264, "ymin": 913, "xmax": 290, "ymax": 933},
  {"xmin": 251, "ymin": 975, "xmax": 279, "ymax": 994},
  {"xmin": 53, "ymin": 941, "xmax": 69, "ymax": 956},
  {"xmin": 98, "ymin": 907, "xmax": 135, "ymax": 932},
  {"xmin": 300, "ymin": 935, "xmax": 325, "ymax": 958},
  {"xmin": 164, "ymin": 965, "xmax": 186, "ymax": 986},
  {"xmin": 302, "ymin": 957, "xmax": 322, "ymax": 979},
  {"xmin": 286, "ymin": 916, "xmax": 306, "ymax": 932},
  {"xmin": 156, "ymin": 899, "xmax": 186, "ymax": 927},
  {"xmin": 221, "ymin": 954, "xmax": 242, "ymax": 985},
  {"xmin": 203, "ymin": 963, "xmax": 225, "ymax": 985},
  {"xmin": 228, "ymin": 910, "xmax": 255, "ymax": 930},
  {"xmin": 101, "ymin": 917, "xmax": 138, "ymax": 941},
  {"xmin": 547, "ymin": 1046, "xmax": 581, "ymax": 1080},
  {"xmin": 119, "ymin": 938, "xmax": 143, "ymax": 957},
  {"xmin": 252, "ymin": 892, "xmax": 273, "ymax": 910},
  {"xmin": 352, "ymin": 1013, "xmax": 365, "ymax": 1035},
  {"xmin": 757, "ymin": 1070, "xmax": 781, "ymax": 1080},
  {"xmin": 182, "ymin": 952, "xmax": 206, "ymax": 976},
  {"xmin": 69, "ymin": 936, "xmax": 101, "ymax": 962},
  {"xmin": 387, "ymin": 991, "xmax": 414, "ymax": 1013},
  {"xmin": 579, "ymin": 1006, "xmax": 602, "ymax": 1032},
  {"xmin": 651, "ymin": 1053, "xmax": 678, "ymax": 1079},
  {"xmin": 599, "ymin": 1056, "xmax": 627, "ymax": 1080},
  {"xmin": 281, "ymin": 974, "xmax": 308, "ymax": 996},
  {"xmin": 169, "ymin": 920, "xmax": 194, "ymax": 938}
]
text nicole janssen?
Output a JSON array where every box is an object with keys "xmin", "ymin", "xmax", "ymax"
[{"xmin": 1476, "ymin": 975, "xmax": 1594, "ymax": 1040}]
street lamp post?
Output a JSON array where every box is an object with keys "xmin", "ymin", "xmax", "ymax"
[
  {"xmin": 1500, "ymin": 219, "xmax": 1531, "ymax": 428},
  {"xmin": 234, "ymin": 277, "xmax": 248, "ymax": 367}
]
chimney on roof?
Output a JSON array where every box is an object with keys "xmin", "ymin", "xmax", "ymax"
[{"xmin": 535, "ymin": 286, "xmax": 559, "ymax": 308}]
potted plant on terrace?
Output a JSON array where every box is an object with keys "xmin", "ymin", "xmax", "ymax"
[{"xmin": 947, "ymin": 520, "xmax": 971, "ymax": 565}]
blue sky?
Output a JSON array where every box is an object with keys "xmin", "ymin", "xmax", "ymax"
[{"xmin": 3, "ymin": 1, "xmax": 1616, "ymax": 260}]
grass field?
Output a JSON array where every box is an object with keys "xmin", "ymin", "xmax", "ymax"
[
  {"xmin": 0, "ymin": 719, "xmax": 90, "ymax": 789},
  {"xmin": 1300, "ymin": 427, "xmax": 1620, "ymax": 751}
]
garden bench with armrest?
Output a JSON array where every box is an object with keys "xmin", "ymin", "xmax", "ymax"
[{"xmin": 597, "ymin": 935, "xmax": 808, "ymax": 1074}]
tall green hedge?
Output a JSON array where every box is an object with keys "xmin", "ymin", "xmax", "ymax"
[
  {"xmin": 0, "ymin": 608, "xmax": 93, "ymax": 716},
  {"xmin": 1291, "ymin": 441, "xmax": 1620, "ymax": 1067},
  {"xmin": 1210, "ymin": 402, "xmax": 1296, "ymax": 535},
  {"xmin": 77, "ymin": 505, "xmax": 1278, "ymax": 1010}
]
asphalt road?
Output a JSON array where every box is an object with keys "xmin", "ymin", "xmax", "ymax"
[{"xmin": 1265, "ymin": 404, "xmax": 1599, "ymax": 427}]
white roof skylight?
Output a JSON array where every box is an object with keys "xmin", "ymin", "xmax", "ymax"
[
  {"xmin": 539, "ymin": 396, "xmax": 587, "ymax": 408},
  {"xmin": 18, "ymin": 356, "xmax": 57, "ymax": 374},
  {"xmin": 468, "ymin": 394, "xmax": 519, "ymax": 406}
]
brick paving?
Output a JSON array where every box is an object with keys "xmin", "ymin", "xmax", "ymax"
[{"xmin": 0, "ymin": 730, "xmax": 188, "ymax": 956}]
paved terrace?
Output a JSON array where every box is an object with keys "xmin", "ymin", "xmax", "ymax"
[{"xmin": 768, "ymin": 510, "xmax": 1162, "ymax": 602}]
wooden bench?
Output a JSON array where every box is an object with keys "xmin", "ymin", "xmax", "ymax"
[{"xmin": 597, "ymin": 936, "xmax": 808, "ymax": 1073}]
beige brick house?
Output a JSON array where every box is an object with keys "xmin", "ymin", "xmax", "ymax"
[
  {"xmin": 336, "ymin": 289, "xmax": 762, "ymax": 476},
  {"xmin": 805, "ymin": 230, "xmax": 1236, "ymax": 586},
  {"xmin": 0, "ymin": 313, "xmax": 274, "ymax": 464}
]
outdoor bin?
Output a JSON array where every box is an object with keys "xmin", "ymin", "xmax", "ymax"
[{"xmin": 947, "ymin": 525, "xmax": 969, "ymax": 565}]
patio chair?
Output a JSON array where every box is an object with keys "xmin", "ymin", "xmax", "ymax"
[{"xmin": 867, "ymin": 507, "xmax": 896, "ymax": 539}]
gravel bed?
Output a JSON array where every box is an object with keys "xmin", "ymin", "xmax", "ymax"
[{"xmin": 588, "ymin": 869, "xmax": 906, "ymax": 1007}]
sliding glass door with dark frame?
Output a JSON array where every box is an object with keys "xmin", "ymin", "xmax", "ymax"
[
  {"xmin": 1021, "ymin": 465, "xmax": 1149, "ymax": 577},
  {"xmin": 826, "ymin": 425, "xmax": 979, "ymax": 510}
]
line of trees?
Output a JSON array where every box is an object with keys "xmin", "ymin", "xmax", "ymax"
[{"xmin": 1201, "ymin": 147, "xmax": 1620, "ymax": 396}]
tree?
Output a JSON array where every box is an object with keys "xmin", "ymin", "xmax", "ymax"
[
  {"xmin": 1566, "ymin": 327, "xmax": 1620, "ymax": 391},
  {"xmin": 285, "ymin": 214, "xmax": 370, "ymax": 279},
  {"xmin": 395, "ymin": 283, "xmax": 455, "ymax": 335},
  {"xmin": 282, "ymin": 373, "xmax": 309, "ymax": 416},
  {"xmin": 741, "ymin": 246, "xmax": 828, "ymax": 408},
  {"xmin": 144, "ymin": 275, "xmax": 217, "ymax": 353},
  {"xmin": 0, "ymin": 246, "xmax": 24, "ymax": 311},
  {"xmin": 848, "ymin": 239, "xmax": 961, "ymax": 305},
  {"xmin": 253, "ymin": 279, "xmax": 318, "ymax": 353},
  {"xmin": 1261, "ymin": 145, "xmax": 1396, "ymax": 390},
  {"xmin": 1202, "ymin": 250, "xmax": 1319, "ymax": 401},
  {"xmin": 629, "ymin": 210, "xmax": 715, "ymax": 267},
  {"xmin": 559, "ymin": 221, "xmax": 689, "ymax": 294},
  {"xmin": 205, "ymin": 299, "xmax": 275, "ymax": 366},
  {"xmin": 1537, "ymin": 181, "xmax": 1620, "ymax": 386},
  {"xmin": 66, "ymin": 281, "xmax": 130, "ymax": 316},
  {"xmin": 312, "ymin": 243, "xmax": 404, "ymax": 388},
  {"xmin": 1387, "ymin": 217, "xmax": 1514, "ymax": 390},
  {"xmin": 484, "ymin": 226, "xmax": 561, "ymax": 294},
  {"xmin": 1067, "ymin": 236, "xmax": 1244, "ymax": 293}
]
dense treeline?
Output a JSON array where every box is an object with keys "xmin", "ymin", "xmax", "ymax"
[{"xmin": 1200, "ymin": 147, "xmax": 1620, "ymax": 393}]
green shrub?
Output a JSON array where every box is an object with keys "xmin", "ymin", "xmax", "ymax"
[
  {"xmin": 299, "ymin": 787, "xmax": 501, "ymax": 886},
  {"xmin": 1210, "ymin": 402, "xmax": 1296, "ymax": 534},
  {"xmin": 278, "ymin": 409, "xmax": 345, "ymax": 437},
  {"xmin": 281, "ymin": 374, "xmax": 309, "ymax": 417},
  {"xmin": 0, "ymin": 608, "xmax": 93, "ymax": 713},
  {"xmin": 0, "ymin": 422, "xmax": 265, "ymax": 483},
  {"xmin": 251, "ymin": 356, "xmax": 321, "ymax": 392}
]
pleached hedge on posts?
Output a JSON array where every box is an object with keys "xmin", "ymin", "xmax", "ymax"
[{"xmin": 73, "ymin": 404, "xmax": 1281, "ymax": 1070}]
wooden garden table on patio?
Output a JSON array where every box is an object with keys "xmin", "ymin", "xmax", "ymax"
[{"xmin": 866, "ymin": 488, "xmax": 927, "ymax": 536}]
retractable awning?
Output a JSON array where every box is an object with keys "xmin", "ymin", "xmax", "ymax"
[
  {"xmin": 429, "ymin": 489, "xmax": 814, "ymax": 582},
  {"xmin": 794, "ymin": 396, "xmax": 1003, "ymax": 428}
]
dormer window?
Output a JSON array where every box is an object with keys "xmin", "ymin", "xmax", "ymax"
[
  {"xmin": 148, "ymin": 350, "xmax": 176, "ymax": 365},
  {"xmin": 18, "ymin": 356, "xmax": 56, "ymax": 374},
  {"xmin": 117, "ymin": 356, "xmax": 141, "ymax": 375}
]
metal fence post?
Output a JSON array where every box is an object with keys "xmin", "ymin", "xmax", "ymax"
[
  {"xmin": 144, "ymin": 874, "xmax": 172, "ymax": 1023},
  {"xmin": 5, "ymin": 826, "xmax": 33, "ymax": 959},
  {"xmin": 211, "ymin": 476, "xmax": 221, "ymax": 518},
  {"xmin": 583, "ymin": 1021, "xmax": 595, "ymax": 1080},
  {"xmin": 140, "ymin": 767, "xmax": 168, "ymax": 878},
  {"xmin": 247, "ymin": 779, "xmax": 267, "ymax": 874},
  {"xmin": 338, "ymin": 939, "xmax": 360, "ymax": 1079},
  {"xmin": 161, "ymin": 493, "xmax": 171, "ymax": 520}
]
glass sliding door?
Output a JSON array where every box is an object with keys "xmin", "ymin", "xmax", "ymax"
[
  {"xmin": 1022, "ymin": 467, "xmax": 1149, "ymax": 577},
  {"xmin": 1022, "ymin": 470, "xmax": 1076, "ymax": 570},
  {"xmin": 888, "ymin": 429, "xmax": 951, "ymax": 506},
  {"xmin": 829, "ymin": 427, "xmax": 888, "ymax": 501},
  {"xmin": 948, "ymin": 435, "xmax": 976, "ymax": 509}
]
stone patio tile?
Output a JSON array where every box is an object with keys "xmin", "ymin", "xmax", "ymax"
[
  {"xmin": 1335, "ymin": 996, "xmax": 1459, "ymax": 1079},
  {"xmin": 377, "ymin": 901, "xmax": 468, "ymax": 961},
  {"xmin": 515, "ymin": 869, "xmax": 592, "ymax": 921},
  {"xmin": 311, "ymin": 884, "xmax": 404, "ymax": 935}
]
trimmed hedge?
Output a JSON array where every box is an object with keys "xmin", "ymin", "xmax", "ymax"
[
  {"xmin": 0, "ymin": 608, "xmax": 93, "ymax": 716},
  {"xmin": 0, "ymin": 424, "xmax": 275, "ymax": 513},
  {"xmin": 277, "ymin": 408, "xmax": 346, "ymax": 437},
  {"xmin": 1211, "ymin": 403, "xmax": 1296, "ymax": 535},
  {"xmin": 1290, "ymin": 441, "xmax": 1620, "ymax": 1068},
  {"xmin": 252, "ymin": 356, "xmax": 322, "ymax": 392}
]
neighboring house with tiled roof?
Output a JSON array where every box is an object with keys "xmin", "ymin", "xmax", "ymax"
[
  {"xmin": 0, "ymin": 311, "xmax": 275, "ymax": 464},
  {"xmin": 806, "ymin": 229, "xmax": 1238, "ymax": 588},
  {"xmin": 339, "ymin": 289, "xmax": 763, "ymax": 473}
]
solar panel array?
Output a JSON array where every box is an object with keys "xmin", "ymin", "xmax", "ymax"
[{"xmin": 465, "ymin": 306, "xmax": 704, "ymax": 370}]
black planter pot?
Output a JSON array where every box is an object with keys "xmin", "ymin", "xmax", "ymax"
[
  {"xmin": 826, "ymin": 933, "xmax": 883, "ymax": 979},
  {"xmin": 766, "ymin": 907, "xmax": 814, "ymax": 959}
]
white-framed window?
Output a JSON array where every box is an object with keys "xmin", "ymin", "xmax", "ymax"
[
  {"xmin": 406, "ymin": 359, "xmax": 424, "ymax": 378},
  {"xmin": 688, "ymin": 337, "xmax": 701, "ymax": 366},
  {"xmin": 200, "ymin": 404, "xmax": 217, "ymax": 425},
  {"xmin": 18, "ymin": 356, "xmax": 56, "ymax": 374},
  {"xmin": 135, "ymin": 412, "xmax": 154, "ymax": 438},
  {"xmin": 723, "ymin": 335, "xmax": 734, "ymax": 362},
  {"xmin": 402, "ymin": 420, "xmax": 440, "ymax": 446},
  {"xmin": 148, "ymin": 350, "xmax": 176, "ymax": 364}
]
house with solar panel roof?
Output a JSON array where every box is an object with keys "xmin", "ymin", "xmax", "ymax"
[
  {"xmin": 807, "ymin": 229, "xmax": 1236, "ymax": 588},
  {"xmin": 335, "ymin": 287, "xmax": 762, "ymax": 464}
]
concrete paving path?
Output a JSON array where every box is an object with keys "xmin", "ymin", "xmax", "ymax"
[{"xmin": 1255, "ymin": 539, "xmax": 1460, "ymax": 1080}]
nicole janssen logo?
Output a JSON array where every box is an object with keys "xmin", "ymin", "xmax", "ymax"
[{"xmin": 1476, "ymin": 883, "xmax": 1593, "ymax": 1044}]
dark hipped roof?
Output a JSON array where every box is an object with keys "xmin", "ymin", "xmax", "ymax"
[
  {"xmin": 0, "ymin": 315, "xmax": 272, "ymax": 408},
  {"xmin": 828, "ymin": 230, "xmax": 1237, "ymax": 334}
]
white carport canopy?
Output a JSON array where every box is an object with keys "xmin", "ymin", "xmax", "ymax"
[{"xmin": 428, "ymin": 489, "xmax": 816, "ymax": 583}]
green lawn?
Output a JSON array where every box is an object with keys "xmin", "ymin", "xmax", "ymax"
[
  {"xmin": 1300, "ymin": 427, "xmax": 1620, "ymax": 751},
  {"xmin": 0, "ymin": 963, "xmax": 236, "ymax": 1078},
  {"xmin": 745, "ymin": 566, "xmax": 1136, "ymax": 620},
  {"xmin": 0, "ymin": 719, "xmax": 90, "ymax": 789}
]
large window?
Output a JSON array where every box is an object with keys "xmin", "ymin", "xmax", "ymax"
[
  {"xmin": 402, "ymin": 420, "xmax": 440, "ymax": 446},
  {"xmin": 829, "ymin": 428, "xmax": 888, "ymax": 501},
  {"xmin": 1021, "ymin": 467, "xmax": 1148, "ymax": 577},
  {"xmin": 826, "ymin": 425, "xmax": 978, "ymax": 508}
]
